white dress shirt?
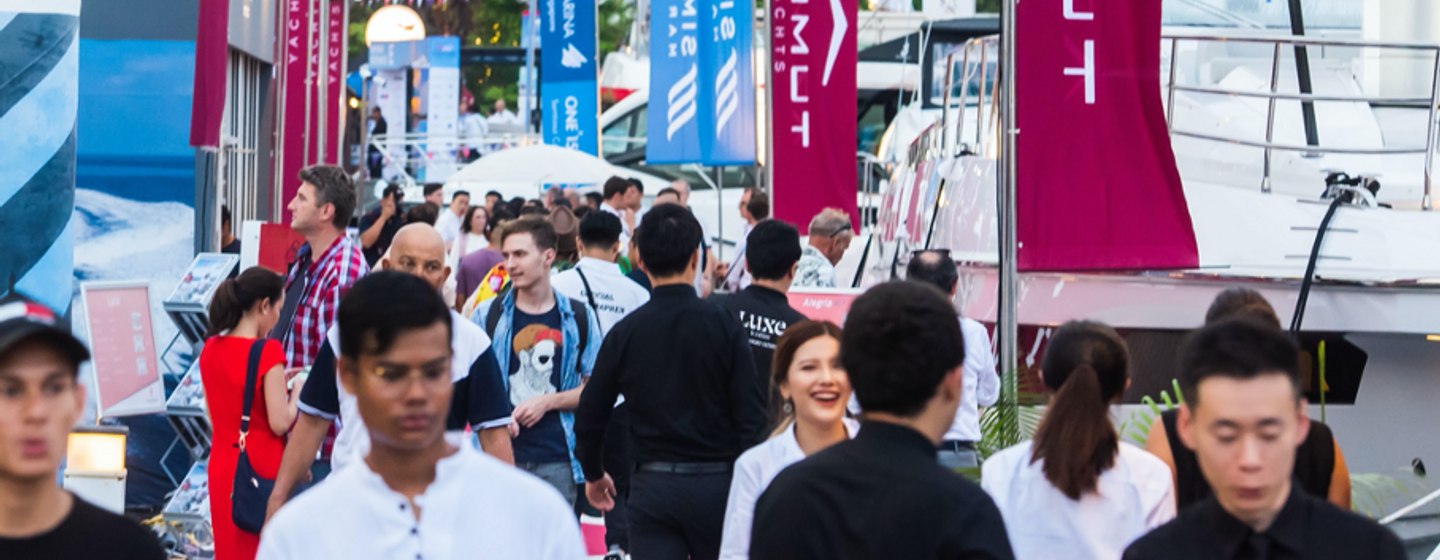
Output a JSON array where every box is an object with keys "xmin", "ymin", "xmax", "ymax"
[
  {"xmin": 258, "ymin": 444, "xmax": 585, "ymax": 560},
  {"xmin": 944, "ymin": 317, "xmax": 1000, "ymax": 442},
  {"xmin": 303, "ymin": 310, "xmax": 511, "ymax": 472},
  {"xmin": 980, "ymin": 441, "xmax": 1176, "ymax": 560},
  {"xmin": 718, "ymin": 418, "xmax": 860, "ymax": 560},
  {"xmin": 552, "ymin": 257, "xmax": 651, "ymax": 335},
  {"xmin": 600, "ymin": 202, "xmax": 632, "ymax": 249}
]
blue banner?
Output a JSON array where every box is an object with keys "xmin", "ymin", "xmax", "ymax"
[
  {"xmin": 647, "ymin": 0, "xmax": 755, "ymax": 165},
  {"xmin": 646, "ymin": 0, "xmax": 704, "ymax": 163},
  {"xmin": 540, "ymin": 0, "xmax": 599, "ymax": 155},
  {"xmin": 699, "ymin": 0, "xmax": 756, "ymax": 165}
]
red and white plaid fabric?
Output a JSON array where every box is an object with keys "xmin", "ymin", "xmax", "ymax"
[{"xmin": 281, "ymin": 235, "xmax": 367, "ymax": 369}]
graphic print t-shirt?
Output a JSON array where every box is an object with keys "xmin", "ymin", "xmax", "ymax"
[{"xmin": 509, "ymin": 307, "xmax": 570, "ymax": 463}]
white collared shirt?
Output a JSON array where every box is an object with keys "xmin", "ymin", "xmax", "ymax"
[
  {"xmin": 258, "ymin": 444, "xmax": 584, "ymax": 560},
  {"xmin": 980, "ymin": 441, "xmax": 1176, "ymax": 560},
  {"xmin": 718, "ymin": 418, "xmax": 860, "ymax": 560},
  {"xmin": 552, "ymin": 257, "xmax": 650, "ymax": 335},
  {"xmin": 435, "ymin": 210, "xmax": 463, "ymax": 244},
  {"xmin": 945, "ymin": 317, "xmax": 1000, "ymax": 442}
]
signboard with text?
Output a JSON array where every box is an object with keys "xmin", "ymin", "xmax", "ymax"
[
  {"xmin": 541, "ymin": 0, "xmax": 600, "ymax": 155},
  {"xmin": 81, "ymin": 281, "xmax": 165, "ymax": 419},
  {"xmin": 647, "ymin": 0, "xmax": 704, "ymax": 163},
  {"xmin": 769, "ymin": 0, "xmax": 858, "ymax": 233},
  {"xmin": 787, "ymin": 288, "xmax": 863, "ymax": 325}
]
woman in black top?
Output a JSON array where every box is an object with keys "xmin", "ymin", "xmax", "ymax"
[{"xmin": 1144, "ymin": 287, "xmax": 1351, "ymax": 509}]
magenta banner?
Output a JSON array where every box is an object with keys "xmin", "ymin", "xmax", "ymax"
[
  {"xmin": 188, "ymin": 0, "xmax": 228, "ymax": 148},
  {"xmin": 324, "ymin": 0, "xmax": 345, "ymax": 164},
  {"xmin": 768, "ymin": 0, "xmax": 858, "ymax": 233},
  {"xmin": 1016, "ymin": 0, "xmax": 1198, "ymax": 271},
  {"xmin": 278, "ymin": 0, "xmax": 316, "ymax": 223}
]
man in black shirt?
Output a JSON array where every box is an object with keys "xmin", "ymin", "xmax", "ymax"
[
  {"xmin": 575, "ymin": 204, "xmax": 767, "ymax": 560},
  {"xmin": 709, "ymin": 220, "xmax": 807, "ymax": 418},
  {"xmin": 0, "ymin": 295, "xmax": 165, "ymax": 559},
  {"xmin": 750, "ymin": 281, "xmax": 1013, "ymax": 560},
  {"xmin": 1124, "ymin": 320, "xmax": 1404, "ymax": 560},
  {"xmin": 358, "ymin": 184, "xmax": 405, "ymax": 266}
]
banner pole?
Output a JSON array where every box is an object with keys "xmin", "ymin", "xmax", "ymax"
[{"xmin": 999, "ymin": 0, "xmax": 1019, "ymax": 426}]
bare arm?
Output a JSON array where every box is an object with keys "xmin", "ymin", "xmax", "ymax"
[
  {"xmin": 265, "ymin": 413, "xmax": 329, "ymax": 523},
  {"xmin": 477, "ymin": 427, "xmax": 515, "ymax": 465},
  {"xmin": 262, "ymin": 365, "xmax": 299, "ymax": 436},
  {"xmin": 513, "ymin": 379, "xmax": 588, "ymax": 427},
  {"xmin": 359, "ymin": 202, "xmax": 394, "ymax": 248},
  {"xmin": 1330, "ymin": 436, "xmax": 1352, "ymax": 510}
]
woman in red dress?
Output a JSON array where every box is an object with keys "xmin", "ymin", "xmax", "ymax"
[{"xmin": 199, "ymin": 268, "xmax": 300, "ymax": 560}]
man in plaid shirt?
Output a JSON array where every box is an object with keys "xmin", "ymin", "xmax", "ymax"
[{"xmin": 270, "ymin": 165, "xmax": 367, "ymax": 476}]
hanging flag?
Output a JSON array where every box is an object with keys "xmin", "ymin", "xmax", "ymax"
[
  {"xmin": 277, "ymin": 0, "xmax": 318, "ymax": 222},
  {"xmin": 540, "ymin": 0, "xmax": 600, "ymax": 155},
  {"xmin": 769, "ymin": 0, "xmax": 858, "ymax": 232},
  {"xmin": 323, "ymin": 0, "xmax": 347, "ymax": 164},
  {"xmin": 1015, "ymin": 0, "xmax": 1198, "ymax": 270},
  {"xmin": 189, "ymin": 0, "xmax": 229, "ymax": 148},
  {"xmin": 646, "ymin": 0, "xmax": 704, "ymax": 163},
  {"xmin": 698, "ymin": 0, "xmax": 756, "ymax": 165}
]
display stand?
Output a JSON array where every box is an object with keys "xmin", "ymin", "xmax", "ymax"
[
  {"xmin": 166, "ymin": 360, "xmax": 211, "ymax": 461},
  {"xmin": 164, "ymin": 253, "xmax": 239, "ymax": 346},
  {"xmin": 159, "ymin": 461, "xmax": 214, "ymax": 558}
]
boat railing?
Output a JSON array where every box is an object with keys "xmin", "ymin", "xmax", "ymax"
[
  {"xmin": 1161, "ymin": 31, "xmax": 1440, "ymax": 210},
  {"xmin": 368, "ymin": 132, "xmax": 534, "ymax": 186}
]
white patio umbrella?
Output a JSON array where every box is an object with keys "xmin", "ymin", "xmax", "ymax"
[{"xmin": 443, "ymin": 144, "xmax": 666, "ymax": 200}]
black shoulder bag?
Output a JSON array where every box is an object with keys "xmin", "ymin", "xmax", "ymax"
[{"xmin": 232, "ymin": 340, "xmax": 277, "ymax": 534}]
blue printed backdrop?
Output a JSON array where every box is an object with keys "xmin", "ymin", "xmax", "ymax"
[
  {"xmin": 699, "ymin": 0, "xmax": 755, "ymax": 165},
  {"xmin": 540, "ymin": 0, "xmax": 599, "ymax": 154},
  {"xmin": 646, "ymin": 0, "xmax": 703, "ymax": 163}
]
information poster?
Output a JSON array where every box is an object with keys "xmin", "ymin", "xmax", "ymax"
[{"xmin": 81, "ymin": 281, "xmax": 165, "ymax": 418}]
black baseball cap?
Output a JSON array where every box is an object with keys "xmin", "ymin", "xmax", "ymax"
[{"xmin": 0, "ymin": 295, "xmax": 90, "ymax": 367}]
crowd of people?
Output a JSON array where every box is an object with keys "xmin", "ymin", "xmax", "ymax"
[{"xmin": 0, "ymin": 164, "xmax": 1409, "ymax": 560}]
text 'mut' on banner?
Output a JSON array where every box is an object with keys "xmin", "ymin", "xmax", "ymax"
[
  {"xmin": 647, "ymin": 0, "xmax": 705, "ymax": 163},
  {"xmin": 541, "ymin": 0, "xmax": 600, "ymax": 155},
  {"xmin": 1015, "ymin": 0, "xmax": 1198, "ymax": 271},
  {"xmin": 769, "ymin": 0, "xmax": 858, "ymax": 233}
]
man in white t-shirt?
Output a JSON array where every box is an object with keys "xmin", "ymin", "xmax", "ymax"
[
  {"xmin": 265, "ymin": 225, "xmax": 514, "ymax": 522},
  {"xmin": 906, "ymin": 249, "xmax": 999, "ymax": 469},
  {"xmin": 486, "ymin": 98, "xmax": 524, "ymax": 132},
  {"xmin": 260, "ymin": 272, "xmax": 583, "ymax": 560},
  {"xmin": 552, "ymin": 212, "xmax": 651, "ymax": 333},
  {"xmin": 434, "ymin": 190, "xmax": 469, "ymax": 248},
  {"xmin": 599, "ymin": 176, "xmax": 641, "ymax": 248}
]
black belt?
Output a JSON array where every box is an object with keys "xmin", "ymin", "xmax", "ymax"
[
  {"xmin": 939, "ymin": 440, "xmax": 976, "ymax": 453},
  {"xmin": 635, "ymin": 461, "xmax": 732, "ymax": 474}
]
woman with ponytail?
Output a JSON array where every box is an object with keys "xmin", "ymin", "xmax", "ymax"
[
  {"xmin": 198, "ymin": 267, "xmax": 302, "ymax": 559},
  {"xmin": 981, "ymin": 320, "xmax": 1174, "ymax": 559},
  {"xmin": 718, "ymin": 320, "xmax": 857, "ymax": 560}
]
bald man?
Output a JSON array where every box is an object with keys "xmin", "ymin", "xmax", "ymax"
[{"xmin": 266, "ymin": 224, "xmax": 515, "ymax": 522}]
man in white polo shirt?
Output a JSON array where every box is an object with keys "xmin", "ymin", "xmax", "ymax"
[
  {"xmin": 259, "ymin": 272, "xmax": 584, "ymax": 559},
  {"xmin": 906, "ymin": 250, "xmax": 999, "ymax": 470},
  {"xmin": 265, "ymin": 225, "xmax": 514, "ymax": 522}
]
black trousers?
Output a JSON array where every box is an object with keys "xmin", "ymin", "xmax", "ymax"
[
  {"xmin": 628, "ymin": 469, "xmax": 732, "ymax": 560},
  {"xmin": 603, "ymin": 404, "xmax": 633, "ymax": 549}
]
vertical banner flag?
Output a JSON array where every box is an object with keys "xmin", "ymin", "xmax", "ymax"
[
  {"xmin": 646, "ymin": 0, "xmax": 704, "ymax": 163},
  {"xmin": 324, "ymin": 0, "xmax": 347, "ymax": 164},
  {"xmin": 699, "ymin": 0, "xmax": 756, "ymax": 164},
  {"xmin": 277, "ymin": 0, "xmax": 316, "ymax": 222},
  {"xmin": 0, "ymin": 2, "xmax": 80, "ymax": 314},
  {"xmin": 424, "ymin": 37, "xmax": 462, "ymax": 180},
  {"xmin": 1016, "ymin": 0, "xmax": 1198, "ymax": 271},
  {"xmin": 540, "ymin": 0, "xmax": 600, "ymax": 155},
  {"xmin": 190, "ymin": 0, "xmax": 229, "ymax": 148},
  {"xmin": 769, "ymin": 0, "xmax": 858, "ymax": 232}
]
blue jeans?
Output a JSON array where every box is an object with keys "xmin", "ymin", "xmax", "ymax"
[{"xmin": 520, "ymin": 462, "xmax": 578, "ymax": 507}]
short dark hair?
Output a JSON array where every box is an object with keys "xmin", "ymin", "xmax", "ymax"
[
  {"xmin": 656, "ymin": 187, "xmax": 680, "ymax": 199},
  {"xmin": 500, "ymin": 216, "xmax": 558, "ymax": 251},
  {"xmin": 603, "ymin": 176, "xmax": 631, "ymax": 200},
  {"xmin": 405, "ymin": 202, "xmax": 439, "ymax": 225},
  {"xmin": 906, "ymin": 250, "xmax": 958, "ymax": 294},
  {"xmin": 745, "ymin": 220, "xmax": 802, "ymax": 280},
  {"xmin": 747, "ymin": 189, "xmax": 771, "ymax": 220},
  {"xmin": 298, "ymin": 165, "xmax": 357, "ymax": 230},
  {"xmin": 635, "ymin": 204, "xmax": 702, "ymax": 278},
  {"xmin": 842, "ymin": 282, "xmax": 964, "ymax": 417},
  {"xmin": 338, "ymin": 271, "xmax": 452, "ymax": 360},
  {"xmin": 579, "ymin": 210, "xmax": 623, "ymax": 249},
  {"xmin": 423, "ymin": 183, "xmax": 444, "ymax": 197},
  {"xmin": 626, "ymin": 177, "xmax": 645, "ymax": 195},
  {"xmin": 584, "ymin": 192, "xmax": 604, "ymax": 208},
  {"xmin": 221, "ymin": 204, "xmax": 232, "ymax": 226},
  {"xmin": 485, "ymin": 190, "xmax": 503, "ymax": 200},
  {"xmin": 1205, "ymin": 287, "xmax": 1281, "ymax": 329},
  {"xmin": 1179, "ymin": 318, "xmax": 1301, "ymax": 407},
  {"xmin": 452, "ymin": 190, "xmax": 471, "ymax": 202}
]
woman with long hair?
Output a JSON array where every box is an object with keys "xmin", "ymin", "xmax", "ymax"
[
  {"xmin": 449, "ymin": 205, "xmax": 493, "ymax": 263},
  {"xmin": 198, "ymin": 267, "xmax": 302, "ymax": 559},
  {"xmin": 981, "ymin": 320, "xmax": 1175, "ymax": 559},
  {"xmin": 718, "ymin": 320, "xmax": 856, "ymax": 559}
]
